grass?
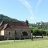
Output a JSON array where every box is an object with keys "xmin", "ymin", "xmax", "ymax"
[{"xmin": 0, "ymin": 38, "xmax": 48, "ymax": 48}]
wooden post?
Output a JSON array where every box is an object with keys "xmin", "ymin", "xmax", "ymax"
[
  {"xmin": 9, "ymin": 32, "xmax": 10, "ymax": 40},
  {"xmin": 42, "ymin": 34, "xmax": 43, "ymax": 38},
  {"xmin": 14, "ymin": 30, "xmax": 16, "ymax": 42},
  {"xmin": 21, "ymin": 34, "xmax": 23, "ymax": 40},
  {"xmin": 31, "ymin": 30, "xmax": 33, "ymax": 40},
  {"xmin": 31, "ymin": 33, "xmax": 33, "ymax": 40}
]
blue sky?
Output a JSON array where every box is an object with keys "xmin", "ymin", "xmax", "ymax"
[{"xmin": 0, "ymin": 0, "xmax": 48, "ymax": 23}]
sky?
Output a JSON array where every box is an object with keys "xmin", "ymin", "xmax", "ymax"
[{"xmin": 0, "ymin": 0, "xmax": 48, "ymax": 23}]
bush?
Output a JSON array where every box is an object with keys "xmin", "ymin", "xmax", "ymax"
[
  {"xmin": 41, "ymin": 30, "xmax": 46, "ymax": 36},
  {"xmin": 33, "ymin": 30, "xmax": 41, "ymax": 36},
  {"xmin": 31, "ymin": 30, "xmax": 33, "ymax": 33},
  {"xmin": 33, "ymin": 30, "xmax": 46, "ymax": 36}
]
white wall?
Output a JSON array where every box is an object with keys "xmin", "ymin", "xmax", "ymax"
[{"xmin": 1, "ymin": 30, "xmax": 4, "ymax": 36}]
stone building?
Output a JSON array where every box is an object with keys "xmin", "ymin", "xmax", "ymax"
[{"xmin": 0, "ymin": 21, "xmax": 31, "ymax": 40}]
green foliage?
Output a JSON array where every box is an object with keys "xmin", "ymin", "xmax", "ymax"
[
  {"xmin": 0, "ymin": 14, "xmax": 18, "ymax": 22},
  {"xmin": 29, "ymin": 21, "xmax": 48, "ymax": 30},
  {"xmin": 29, "ymin": 23, "xmax": 48, "ymax": 36},
  {"xmin": 33, "ymin": 30, "xmax": 42, "ymax": 36},
  {"xmin": 31, "ymin": 30, "xmax": 33, "ymax": 33},
  {"xmin": 29, "ymin": 26, "xmax": 47, "ymax": 36},
  {"xmin": 32, "ymin": 30, "xmax": 46, "ymax": 36}
]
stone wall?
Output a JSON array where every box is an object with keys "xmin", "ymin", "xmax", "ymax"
[{"xmin": 4, "ymin": 28, "xmax": 31, "ymax": 40}]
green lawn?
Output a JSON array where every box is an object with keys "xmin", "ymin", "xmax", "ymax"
[{"xmin": 0, "ymin": 38, "xmax": 48, "ymax": 48}]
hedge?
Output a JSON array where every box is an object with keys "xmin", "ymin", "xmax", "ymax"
[{"xmin": 31, "ymin": 30, "xmax": 46, "ymax": 36}]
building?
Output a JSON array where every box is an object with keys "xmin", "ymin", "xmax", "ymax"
[{"xmin": 0, "ymin": 21, "xmax": 31, "ymax": 40}]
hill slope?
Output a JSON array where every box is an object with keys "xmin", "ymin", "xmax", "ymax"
[{"xmin": 0, "ymin": 14, "xmax": 18, "ymax": 22}]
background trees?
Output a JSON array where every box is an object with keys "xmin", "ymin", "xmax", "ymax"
[{"xmin": 0, "ymin": 14, "xmax": 18, "ymax": 23}]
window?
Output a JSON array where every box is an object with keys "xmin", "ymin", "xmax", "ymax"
[
  {"xmin": 9, "ymin": 32, "xmax": 10, "ymax": 35},
  {"xmin": 22, "ymin": 31, "xmax": 28, "ymax": 36},
  {"xmin": 15, "ymin": 30, "xmax": 16, "ymax": 35}
]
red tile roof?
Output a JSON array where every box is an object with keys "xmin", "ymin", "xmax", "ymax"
[{"xmin": 0, "ymin": 21, "xmax": 29, "ymax": 30}]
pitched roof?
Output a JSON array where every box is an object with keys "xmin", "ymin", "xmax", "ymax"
[
  {"xmin": 0, "ymin": 23, "xmax": 8, "ymax": 30},
  {"xmin": 0, "ymin": 21, "xmax": 29, "ymax": 30}
]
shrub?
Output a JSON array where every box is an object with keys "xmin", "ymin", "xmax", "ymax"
[
  {"xmin": 31, "ymin": 30, "xmax": 33, "ymax": 33},
  {"xmin": 33, "ymin": 30, "xmax": 46, "ymax": 36},
  {"xmin": 33, "ymin": 30, "xmax": 41, "ymax": 36}
]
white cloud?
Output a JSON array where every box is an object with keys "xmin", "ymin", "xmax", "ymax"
[
  {"xmin": 30, "ymin": 16, "xmax": 34, "ymax": 20},
  {"xmin": 19, "ymin": 0, "xmax": 34, "ymax": 20},
  {"xmin": 37, "ymin": 0, "xmax": 41, "ymax": 7},
  {"xmin": 19, "ymin": 0, "xmax": 32, "ymax": 9}
]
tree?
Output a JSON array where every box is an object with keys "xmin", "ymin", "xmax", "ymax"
[
  {"xmin": 0, "ymin": 14, "xmax": 18, "ymax": 23},
  {"xmin": 14, "ymin": 30, "xmax": 16, "ymax": 42}
]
